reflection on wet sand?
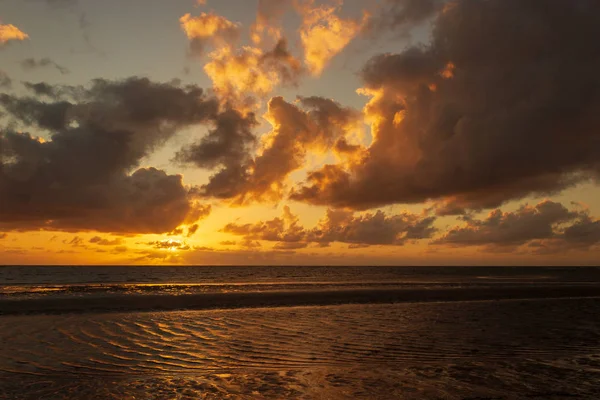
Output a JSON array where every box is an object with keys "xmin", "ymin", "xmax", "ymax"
[{"xmin": 1, "ymin": 298, "xmax": 600, "ymax": 399}]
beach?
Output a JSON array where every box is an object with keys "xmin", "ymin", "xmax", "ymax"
[{"xmin": 1, "ymin": 266, "xmax": 600, "ymax": 399}]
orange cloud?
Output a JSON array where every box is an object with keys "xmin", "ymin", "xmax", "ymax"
[
  {"xmin": 180, "ymin": 12, "xmax": 240, "ymax": 56},
  {"xmin": 205, "ymin": 46, "xmax": 278, "ymax": 107},
  {"xmin": 440, "ymin": 61, "xmax": 455, "ymax": 79},
  {"xmin": 0, "ymin": 23, "xmax": 28, "ymax": 45},
  {"xmin": 240, "ymin": 96, "xmax": 360, "ymax": 202},
  {"xmin": 297, "ymin": 0, "xmax": 368, "ymax": 75},
  {"xmin": 204, "ymin": 39, "xmax": 302, "ymax": 110}
]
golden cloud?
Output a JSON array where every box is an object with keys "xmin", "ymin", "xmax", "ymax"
[
  {"xmin": 180, "ymin": 12, "xmax": 240, "ymax": 56},
  {"xmin": 297, "ymin": 0, "xmax": 369, "ymax": 75},
  {"xmin": 204, "ymin": 39, "xmax": 302, "ymax": 110},
  {"xmin": 0, "ymin": 23, "xmax": 29, "ymax": 45}
]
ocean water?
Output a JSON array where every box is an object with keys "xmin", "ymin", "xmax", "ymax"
[{"xmin": 1, "ymin": 266, "xmax": 600, "ymax": 399}]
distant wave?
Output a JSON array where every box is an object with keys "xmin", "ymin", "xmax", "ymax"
[{"xmin": 2, "ymin": 285, "xmax": 600, "ymax": 315}]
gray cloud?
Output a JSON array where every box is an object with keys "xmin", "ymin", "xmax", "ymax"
[
  {"xmin": 21, "ymin": 58, "xmax": 70, "ymax": 75},
  {"xmin": 176, "ymin": 108, "xmax": 258, "ymax": 199},
  {"xmin": 292, "ymin": 0, "xmax": 600, "ymax": 212},
  {"xmin": 147, "ymin": 240, "xmax": 191, "ymax": 251},
  {"xmin": 24, "ymin": 0, "xmax": 77, "ymax": 7},
  {"xmin": 0, "ymin": 71, "xmax": 11, "ymax": 89},
  {"xmin": 0, "ymin": 77, "xmax": 220, "ymax": 233},
  {"xmin": 222, "ymin": 206, "xmax": 436, "ymax": 248},
  {"xmin": 89, "ymin": 236, "xmax": 124, "ymax": 246},
  {"xmin": 365, "ymin": 0, "xmax": 445, "ymax": 37},
  {"xmin": 434, "ymin": 200, "xmax": 600, "ymax": 253}
]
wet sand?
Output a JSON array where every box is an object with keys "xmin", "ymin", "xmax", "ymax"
[
  {"xmin": 2, "ymin": 284, "xmax": 600, "ymax": 315},
  {"xmin": 2, "ymin": 268, "xmax": 600, "ymax": 398},
  {"xmin": 1, "ymin": 297, "xmax": 600, "ymax": 399}
]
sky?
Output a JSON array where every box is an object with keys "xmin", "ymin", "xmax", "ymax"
[{"xmin": 0, "ymin": 0, "xmax": 599, "ymax": 266}]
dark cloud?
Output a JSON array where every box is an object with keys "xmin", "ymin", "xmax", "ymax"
[
  {"xmin": 66, "ymin": 236, "xmax": 85, "ymax": 247},
  {"xmin": 0, "ymin": 77, "xmax": 219, "ymax": 233},
  {"xmin": 222, "ymin": 206, "xmax": 436, "ymax": 248},
  {"xmin": 223, "ymin": 206, "xmax": 305, "ymax": 243},
  {"xmin": 260, "ymin": 39, "xmax": 304, "ymax": 86},
  {"xmin": 89, "ymin": 236, "xmax": 124, "ymax": 246},
  {"xmin": 274, "ymin": 241, "xmax": 308, "ymax": 250},
  {"xmin": 434, "ymin": 200, "xmax": 600, "ymax": 253},
  {"xmin": 292, "ymin": 0, "xmax": 600, "ymax": 212},
  {"xmin": 167, "ymin": 227, "xmax": 184, "ymax": 236},
  {"xmin": 175, "ymin": 108, "xmax": 258, "ymax": 199},
  {"xmin": 112, "ymin": 245, "xmax": 128, "ymax": 253},
  {"xmin": 22, "ymin": 82, "xmax": 60, "ymax": 98},
  {"xmin": 23, "ymin": 0, "xmax": 77, "ymax": 7},
  {"xmin": 0, "ymin": 71, "xmax": 11, "ymax": 89},
  {"xmin": 434, "ymin": 201, "xmax": 575, "ymax": 247},
  {"xmin": 562, "ymin": 217, "xmax": 600, "ymax": 248},
  {"xmin": 147, "ymin": 240, "xmax": 191, "ymax": 251},
  {"xmin": 187, "ymin": 223, "xmax": 199, "ymax": 237},
  {"xmin": 21, "ymin": 58, "xmax": 70, "ymax": 75},
  {"xmin": 183, "ymin": 96, "xmax": 360, "ymax": 203},
  {"xmin": 308, "ymin": 208, "xmax": 437, "ymax": 247},
  {"xmin": 365, "ymin": 0, "xmax": 445, "ymax": 37},
  {"xmin": 333, "ymin": 137, "xmax": 362, "ymax": 156}
]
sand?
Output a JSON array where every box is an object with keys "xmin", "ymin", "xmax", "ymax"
[
  {"xmin": 1, "ymin": 284, "xmax": 600, "ymax": 315},
  {"xmin": 1, "ymin": 298, "xmax": 600, "ymax": 399}
]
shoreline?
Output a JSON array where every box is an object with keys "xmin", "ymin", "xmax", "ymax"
[{"xmin": 2, "ymin": 285, "xmax": 600, "ymax": 316}]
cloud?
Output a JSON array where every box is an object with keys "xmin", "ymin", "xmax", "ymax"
[
  {"xmin": 187, "ymin": 223, "xmax": 200, "ymax": 237},
  {"xmin": 297, "ymin": 0, "xmax": 369, "ymax": 75},
  {"xmin": 180, "ymin": 12, "xmax": 240, "ymax": 56},
  {"xmin": 180, "ymin": 8, "xmax": 303, "ymax": 108},
  {"xmin": 202, "ymin": 39, "xmax": 303, "ymax": 108},
  {"xmin": 0, "ymin": 77, "xmax": 219, "ymax": 233},
  {"xmin": 364, "ymin": 0, "xmax": 445, "ymax": 37},
  {"xmin": 175, "ymin": 108, "xmax": 258, "ymax": 198},
  {"xmin": 308, "ymin": 208, "xmax": 437, "ymax": 246},
  {"xmin": 223, "ymin": 205, "xmax": 306, "ymax": 243},
  {"xmin": 133, "ymin": 249, "xmax": 183, "ymax": 263},
  {"xmin": 251, "ymin": 0, "xmax": 290, "ymax": 45},
  {"xmin": 239, "ymin": 95, "xmax": 360, "ymax": 201},
  {"xmin": 147, "ymin": 240, "xmax": 191, "ymax": 251},
  {"xmin": 292, "ymin": 0, "xmax": 600, "ymax": 212},
  {"xmin": 25, "ymin": 0, "xmax": 78, "ymax": 7},
  {"xmin": 0, "ymin": 233, "xmax": 7, "ymax": 240},
  {"xmin": 66, "ymin": 236, "xmax": 85, "ymax": 247},
  {"xmin": 182, "ymin": 95, "xmax": 361, "ymax": 202},
  {"xmin": 434, "ymin": 200, "xmax": 600, "ymax": 253},
  {"xmin": 0, "ymin": 23, "xmax": 29, "ymax": 46},
  {"xmin": 21, "ymin": 58, "xmax": 70, "ymax": 75},
  {"xmin": 222, "ymin": 205, "xmax": 436, "ymax": 248},
  {"xmin": 0, "ymin": 71, "xmax": 11, "ymax": 89},
  {"xmin": 89, "ymin": 236, "xmax": 124, "ymax": 246}
]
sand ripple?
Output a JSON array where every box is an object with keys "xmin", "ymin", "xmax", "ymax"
[{"xmin": 1, "ymin": 298, "xmax": 600, "ymax": 398}]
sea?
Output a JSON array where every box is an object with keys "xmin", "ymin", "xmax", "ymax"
[{"xmin": 1, "ymin": 265, "xmax": 600, "ymax": 399}]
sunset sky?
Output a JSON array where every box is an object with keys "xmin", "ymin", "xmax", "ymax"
[{"xmin": 1, "ymin": 0, "xmax": 599, "ymax": 265}]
